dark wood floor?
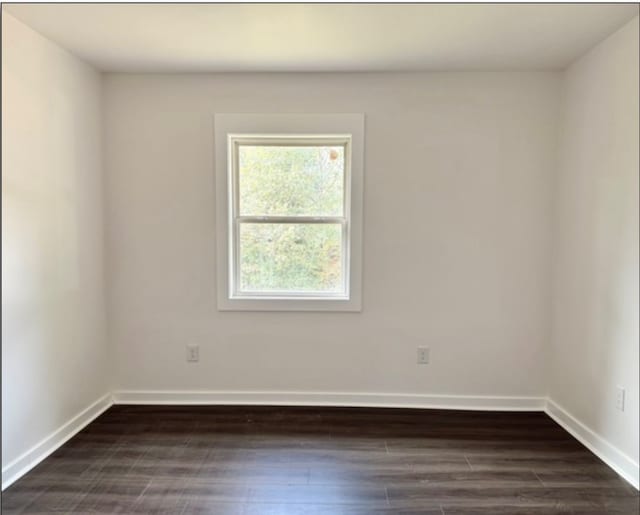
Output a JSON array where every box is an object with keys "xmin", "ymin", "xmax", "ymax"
[{"xmin": 2, "ymin": 406, "xmax": 638, "ymax": 514}]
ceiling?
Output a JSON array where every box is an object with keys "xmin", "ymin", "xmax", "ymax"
[{"xmin": 4, "ymin": 3, "xmax": 639, "ymax": 72}]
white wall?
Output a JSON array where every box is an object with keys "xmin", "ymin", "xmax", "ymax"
[
  {"xmin": 1, "ymin": 13, "xmax": 109, "ymax": 475},
  {"xmin": 550, "ymin": 16, "xmax": 639, "ymax": 472},
  {"xmin": 104, "ymin": 72, "xmax": 559, "ymax": 399}
]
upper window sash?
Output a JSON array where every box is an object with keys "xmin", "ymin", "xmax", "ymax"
[{"xmin": 229, "ymin": 135, "xmax": 351, "ymax": 216}]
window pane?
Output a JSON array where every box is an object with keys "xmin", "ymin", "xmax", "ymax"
[
  {"xmin": 239, "ymin": 223, "xmax": 343, "ymax": 293},
  {"xmin": 238, "ymin": 145, "xmax": 344, "ymax": 216}
]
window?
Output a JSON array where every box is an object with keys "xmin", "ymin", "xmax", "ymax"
[
  {"xmin": 231, "ymin": 136, "xmax": 350, "ymax": 298},
  {"xmin": 215, "ymin": 114, "xmax": 364, "ymax": 311}
]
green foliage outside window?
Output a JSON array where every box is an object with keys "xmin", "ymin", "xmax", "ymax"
[{"xmin": 238, "ymin": 145, "xmax": 345, "ymax": 292}]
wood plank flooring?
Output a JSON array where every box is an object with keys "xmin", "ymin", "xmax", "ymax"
[{"xmin": 2, "ymin": 406, "xmax": 638, "ymax": 514}]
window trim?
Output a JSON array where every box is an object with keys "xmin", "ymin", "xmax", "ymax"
[{"xmin": 214, "ymin": 114, "xmax": 364, "ymax": 312}]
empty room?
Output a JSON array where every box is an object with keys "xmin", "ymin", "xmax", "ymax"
[{"xmin": 2, "ymin": 2, "xmax": 639, "ymax": 513}]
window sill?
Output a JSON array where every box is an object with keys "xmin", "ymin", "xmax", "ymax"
[{"xmin": 217, "ymin": 296, "xmax": 362, "ymax": 312}]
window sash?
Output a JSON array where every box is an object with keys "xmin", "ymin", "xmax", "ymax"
[
  {"xmin": 233, "ymin": 220, "xmax": 348, "ymax": 298},
  {"xmin": 232, "ymin": 137, "xmax": 350, "ymax": 218},
  {"xmin": 228, "ymin": 135, "xmax": 352, "ymax": 300}
]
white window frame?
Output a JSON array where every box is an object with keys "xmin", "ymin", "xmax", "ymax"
[
  {"xmin": 229, "ymin": 135, "xmax": 352, "ymax": 300},
  {"xmin": 215, "ymin": 114, "xmax": 364, "ymax": 312}
]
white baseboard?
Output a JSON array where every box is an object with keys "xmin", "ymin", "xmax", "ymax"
[
  {"xmin": 112, "ymin": 390, "xmax": 546, "ymax": 411},
  {"xmin": 545, "ymin": 398, "xmax": 639, "ymax": 490},
  {"xmin": 1, "ymin": 393, "xmax": 113, "ymax": 491}
]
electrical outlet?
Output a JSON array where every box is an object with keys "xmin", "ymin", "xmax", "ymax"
[
  {"xmin": 187, "ymin": 344, "xmax": 199, "ymax": 362},
  {"xmin": 616, "ymin": 386, "xmax": 625, "ymax": 411},
  {"xmin": 417, "ymin": 347, "xmax": 429, "ymax": 365}
]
